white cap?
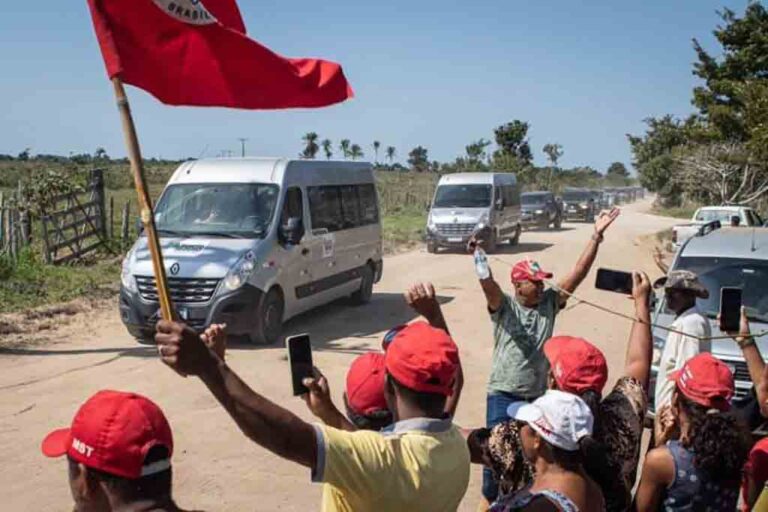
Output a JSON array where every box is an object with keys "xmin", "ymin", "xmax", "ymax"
[{"xmin": 507, "ymin": 390, "xmax": 594, "ymax": 451}]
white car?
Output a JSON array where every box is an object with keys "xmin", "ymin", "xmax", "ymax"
[{"xmin": 672, "ymin": 206, "xmax": 764, "ymax": 248}]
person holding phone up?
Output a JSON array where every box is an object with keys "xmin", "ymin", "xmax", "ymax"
[
  {"xmin": 155, "ymin": 319, "xmax": 470, "ymax": 512},
  {"xmin": 652, "ymin": 271, "xmax": 712, "ymax": 415},
  {"xmin": 469, "ymin": 207, "xmax": 620, "ymax": 507}
]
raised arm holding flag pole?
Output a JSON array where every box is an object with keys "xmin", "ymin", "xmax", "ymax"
[{"xmin": 86, "ymin": 0, "xmax": 353, "ymax": 322}]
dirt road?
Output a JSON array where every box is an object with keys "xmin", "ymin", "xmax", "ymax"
[{"xmin": 0, "ymin": 199, "xmax": 676, "ymax": 511}]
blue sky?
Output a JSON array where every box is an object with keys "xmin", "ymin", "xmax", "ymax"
[{"xmin": 0, "ymin": 1, "xmax": 752, "ymax": 172}]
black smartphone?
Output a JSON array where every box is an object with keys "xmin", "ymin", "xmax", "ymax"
[
  {"xmin": 595, "ymin": 268, "xmax": 634, "ymax": 295},
  {"xmin": 720, "ymin": 287, "xmax": 742, "ymax": 332},
  {"xmin": 286, "ymin": 334, "xmax": 313, "ymax": 396}
]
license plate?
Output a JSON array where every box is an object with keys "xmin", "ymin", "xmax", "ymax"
[{"xmin": 447, "ymin": 237, "xmax": 463, "ymax": 243}]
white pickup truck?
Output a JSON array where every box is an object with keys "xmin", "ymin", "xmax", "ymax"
[{"xmin": 672, "ymin": 206, "xmax": 764, "ymax": 248}]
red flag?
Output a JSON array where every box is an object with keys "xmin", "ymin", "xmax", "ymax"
[{"xmin": 87, "ymin": 0, "xmax": 353, "ymax": 109}]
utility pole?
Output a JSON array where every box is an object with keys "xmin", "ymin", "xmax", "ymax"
[{"xmin": 238, "ymin": 138, "xmax": 248, "ymax": 157}]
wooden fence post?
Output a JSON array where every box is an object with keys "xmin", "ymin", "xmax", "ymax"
[
  {"xmin": 9, "ymin": 209, "xmax": 17, "ymax": 262},
  {"xmin": 92, "ymin": 169, "xmax": 107, "ymax": 238},
  {"xmin": 121, "ymin": 200, "xmax": 130, "ymax": 250},
  {"xmin": 0, "ymin": 192, "xmax": 4, "ymax": 251},
  {"xmin": 109, "ymin": 196, "xmax": 115, "ymax": 239}
]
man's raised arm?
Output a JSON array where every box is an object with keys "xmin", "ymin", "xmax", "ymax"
[
  {"xmin": 468, "ymin": 237, "xmax": 504, "ymax": 313},
  {"xmin": 556, "ymin": 207, "xmax": 620, "ymax": 299},
  {"xmin": 156, "ymin": 321, "xmax": 317, "ymax": 469}
]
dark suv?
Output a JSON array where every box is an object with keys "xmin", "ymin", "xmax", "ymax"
[
  {"xmin": 562, "ymin": 188, "xmax": 597, "ymax": 222},
  {"xmin": 520, "ymin": 191, "xmax": 563, "ymax": 229}
]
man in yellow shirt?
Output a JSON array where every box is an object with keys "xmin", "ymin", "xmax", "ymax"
[{"xmin": 155, "ymin": 320, "xmax": 470, "ymax": 512}]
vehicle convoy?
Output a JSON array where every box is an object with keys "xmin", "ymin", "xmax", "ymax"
[
  {"xmin": 520, "ymin": 191, "xmax": 563, "ymax": 230},
  {"xmin": 119, "ymin": 158, "xmax": 384, "ymax": 345},
  {"xmin": 425, "ymin": 172, "xmax": 521, "ymax": 253},
  {"xmin": 562, "ymin": 187, "xmax": 597, "ymax": 222},
  {"xmin": 672, "ymin": 205, "xmax": 764, "ymax": 248},
  {"xmin": 647, "ymin": 226, "xmax": 768, "ymax": 432}
]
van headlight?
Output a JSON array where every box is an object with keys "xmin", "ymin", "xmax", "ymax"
[
  {"xmin": 121, "ymin": 253, "xmax": 137, "ymax": 293},
  {"xmin": 535, "ymin": 209, "xmax": 544, "ymax": 215},
  {"xmin": 476, "ymin": 213, "xmax": 489, "ymax": 227},
  {"xmin": 223, "ymin": 251, "xmax": 257, "ymax": 291}
]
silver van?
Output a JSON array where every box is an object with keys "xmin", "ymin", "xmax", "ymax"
[
  {"xmin": 425, "ymin": 172, "xmax": 521, "ymax": 253},
  {"xmin": 119, "ymin": 158, "xmax": 383, "ymax": 345},
  {"xmin": 648, "ymin": 226, "xmax": 768, "ymax": 430}
]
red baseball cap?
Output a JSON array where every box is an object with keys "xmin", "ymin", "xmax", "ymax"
[
  {"xmin": 346, "ymin": 353, "xmax": 389, "ymax": 416},
  {"xmin": 669, "ymin": 353, "xmax": 734, "ymax": 411},
  {"xmin": 384, "ymin": 322, "xmax": 459, "ymax": 396},
  {"xmin": 544, "ymin": 336, "xmax": 608, "ymax": 394},
  {"xmin": 511, "ymin": 260, "xmax": 553, "ymax": 283},
  {"xmin": 41, "ymin": 390, "xmax": 173, "ymax": 479}
]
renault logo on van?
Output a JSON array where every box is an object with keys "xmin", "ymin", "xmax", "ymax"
[{"xmin": 170, "ymin": 262, "xmax": 180, "ymax": 275}]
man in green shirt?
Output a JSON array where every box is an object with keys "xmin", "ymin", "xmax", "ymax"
[{"xmin": 473, "ymin": 207, "xmax": 620, "ymax": 506}]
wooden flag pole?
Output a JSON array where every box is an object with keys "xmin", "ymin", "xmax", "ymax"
[{"xmin": 111, "ymin": 77, "xmax": 175, "ymax": 321}]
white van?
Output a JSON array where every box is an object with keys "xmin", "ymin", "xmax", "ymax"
[
  {"xmin": 425, "ymin": 172, "xmax": 521, "ymax": 253},
  {"xmin": 119, "ymin": 158, "xmax": 383, "ymax": 345}
]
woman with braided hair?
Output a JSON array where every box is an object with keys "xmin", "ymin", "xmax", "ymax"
[{"xmin": 634, "ymin": 353, "xmax": 751, "ymax": 511}]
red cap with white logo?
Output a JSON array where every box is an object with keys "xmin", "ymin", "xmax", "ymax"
[{"xmin": 41, "ymin": 390, "xmax": 173, "ymax": 479}]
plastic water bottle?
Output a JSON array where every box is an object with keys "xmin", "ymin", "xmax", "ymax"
[{"xmin": 474, "ymin": 247, "xmax": 490, "ymax": 280}]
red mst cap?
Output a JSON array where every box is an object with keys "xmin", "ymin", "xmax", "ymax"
[
  {"xmin": 385, "ymin": 322, "xmax": 459, "ymax": 396},
  {"xmin": 669, "ymin": 353, "xmax": 734, "ymax": 411},
  {"xmin": 511, "ymin": 260, "xmax": 553, "ymax": 284},
  {"xmin": 346, "ymin": 352, "xmax": 389, "ymax": 416},
  {"xmin": 544, "ymin": 336, "xmax": 608, "ymax": 395},
  {"xmin": 41, "ymin": 390, "xmax": 173, "ymax": 479}
]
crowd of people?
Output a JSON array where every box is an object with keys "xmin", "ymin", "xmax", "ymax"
[{"xmin": 41, "ymin": 207, "xmax": 768, "ymax": 511}]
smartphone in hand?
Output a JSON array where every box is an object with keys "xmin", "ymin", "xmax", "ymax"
[
  {"xmin": 595, "ymin": 268, "xmax": 634, "ymax": 295},
  {"xmin": 286, "ymin": 334, "xmax": 313, "ymax": 396},
  {"xmin": 719, "ymin": 288, "xmax": 742, "ymax": 332}
]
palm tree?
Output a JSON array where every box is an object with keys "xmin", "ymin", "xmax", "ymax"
[
  {"xmin": 350, "ymin": 144, "xmax": 364, "ymax": 161},
  {"xmin": 321, "ymin": 139, "xmax": 333, "ymax": 160},
  {"xmin": 301, "ymin": 132, "xmax": 320, "ymax": 159},
  {"xmin": 386, "ymin": 146, "xmax": 396, "ymax": 164},
  {"xmin": 372, "ymin": 141, "xmax": 381, "ymax": 163},
  {"xmin": 339, "ymin": 139, "xmax": 351, "ymax": 160}
]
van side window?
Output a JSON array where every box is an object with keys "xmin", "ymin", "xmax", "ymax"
[
  {"xmin": 308, "ymin": 186, "xmax": 343, "ymax": 232},
  {"xmin": 503, "ymin": 185, "xmax": 519, "ymax": 207},
  {"xmin": 358, "ymin": 184, "xmax": 379, "ymax": 225},
  {"xmin": 281, "ymin": 187, "xmax": 303, "ymax": 224},
  {"xmin": 340, "ymin": 185, "xmax": 362, "ymax": 229}
]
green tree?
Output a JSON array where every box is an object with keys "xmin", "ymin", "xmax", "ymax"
[
  {"xmin": 349, "ymin": 144, "xmax": 364, "ymax": 161},
  {"xmin": 465, "ymin": 139, "xmax": 491, "ymax": 165},
  {"xmin": 627, "ymin": 115, "xmax": 695, "ymax": 193},
  {"xmin": 94, "ymin": 147, "xmax": 109, "ymax": 161},
  {"xmin": 301, "ymin": 132, "xmax": 320, "ymax": 159},
  {"xmin": 543, "ymin": 143, "xmax": 564, "ymax": 188},
  {"xmin": 372, "ymin": 141, "xmax": 381, "ymax": 163},
  {"xmin": 339, "ymin": 139, "xmax": 351, "ymax": 160},
  {"xmin": 493, "ymin": 121, "xmax": 532, "ymax": 164},
  {"xmin": 407, "ymin": 146, "xmax": 429, "ymax": 172},
  {"xmin": 17, "ymin": 148, "xmax": 30, "ymax": 161},
  {"xmin": 321, "ymin": 139, "xmax": 333, "ymax": 160},
  {"xmin": 606, "ymin": 162, "xmax": 629, "ymax": 178},
  {"xmin": 386, "ymin": 146, "xmax": 396, "ymax": 164},
  {"xmin": 692, "ymin": 4, "xmax": 768, "ymax": 141}
]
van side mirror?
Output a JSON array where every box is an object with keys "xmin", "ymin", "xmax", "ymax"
[
  {"xmin": 495, "ymin": 197, "xmax": 504, "ymax": 210},
  {"xmin": 280, "ymin": 217, "xmax": 304, "ymax": 245}
]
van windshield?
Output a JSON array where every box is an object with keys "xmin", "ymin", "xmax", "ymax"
[
  {"xmin": 521, "ymin": 193, "xmax": 549, "ymax": 205},
  {"xmin": 433, "ymin": 185, "xmax": 492, "ymax": 208},
  {"xmin": 670, "ymin": 256, "xmax": 768, "ymax": 322},
  {"xmin": 563, "ymin": 191, "xmax": 591, "ymax": 202},
  {"xmin": 153, "ymin": 183, "xmax": 279, "ymax": 239}
]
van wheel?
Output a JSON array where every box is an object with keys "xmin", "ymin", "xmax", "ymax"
[
  {"xmin": 351, "ymin": 265, "xmax": 374, "ymax": 305},
  {"xmin": 484, "ymin": 231, "xmax": 498, "ymax": 253},
  {"xmin": 427, "ymin": 241, "xmax": 438, "ymax": 254},
  {"xmin": 251, "ymin": 288, "xmax": 283, "ymax": 345}
]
